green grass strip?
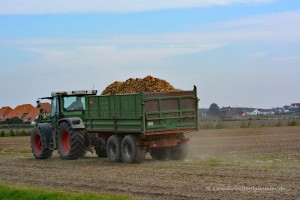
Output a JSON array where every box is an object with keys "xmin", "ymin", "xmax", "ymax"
[{"xmin": 0, "ymin": 184, "xmax": 131, "ymax": 200}]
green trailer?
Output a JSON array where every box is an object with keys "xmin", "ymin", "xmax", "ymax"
[
  {"xmin": 30, "ymin": 87, "xmax": 199, "ymax": 163},
  {"xmin": 85, "ymin": 88, "xmax": 198, "ymax": 134}
]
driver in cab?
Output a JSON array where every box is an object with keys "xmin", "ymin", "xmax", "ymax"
[{"xmin": 67, "ymin": 97, "xmax": 84, "ymax": 110}]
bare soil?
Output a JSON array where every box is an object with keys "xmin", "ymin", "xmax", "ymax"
[{"xmin": 0, "ymin": 127, "xmax": 299, "ymax": 199}]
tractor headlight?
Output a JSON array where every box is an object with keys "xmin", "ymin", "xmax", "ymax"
[{"xmin": 72, "ymin": 120, "xmax": 81, "ymax": 125}]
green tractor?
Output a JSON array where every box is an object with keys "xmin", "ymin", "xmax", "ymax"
[
  {"xmin": 31, "ymin": 88, "xmax": 198, "ymax": 163},
  {"xmin": 31, "ymin": 90, "xmax": 98, "ymax": 160}
]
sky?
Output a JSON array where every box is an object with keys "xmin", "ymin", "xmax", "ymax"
[{"xmin": 0, "ymin": 0, "xmax": 299, "ymax": 109}]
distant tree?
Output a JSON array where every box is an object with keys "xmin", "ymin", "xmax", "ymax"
[
  {"xmin": 209, "ymin": 103, "xmax": 220, "ymax": 116},
  {"xmin": 3, "ymin": 117, "xmax": 23, "ymax": 124}
]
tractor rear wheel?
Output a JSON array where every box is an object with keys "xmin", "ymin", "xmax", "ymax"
[
  {"xmin": 106, "ymin": 135, "xmax": 123, "ymax": 162},
  {"xmin": 57, "ymin": 122, "xmax": 86, "ymax": 159},
  {"xmin": 121, "ymin": 135, "xmax": 146, "ymax": 163},
  {"xmin": 168, "ymin": 142, "xmax": 188, "ymax": 160},
  {"xmin": 30, "ymin": 126, "xmax": 53, "ymax": 159}
]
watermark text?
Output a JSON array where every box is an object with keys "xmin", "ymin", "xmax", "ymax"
[{"xmin": 206, "ymin": 186, "xmax": 286, "ymax": 192}]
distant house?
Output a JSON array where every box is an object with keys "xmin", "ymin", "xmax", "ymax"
[
  {"xmin": 24, "ymin": 103, "xmax": 51, "ymax": 124},
  {"xmin": 0, "ymin": 106, "xmax": 13, "ymax": 122},
  {"xmin": 289, "ymin": 103, "xmax": 300, "ymax": 113},
  {"xmin": 219, "ymin": 107, "xmax": 234, "ymax": 120},
  {"xmin": 199, "ymin": 108, "xmax": 209, "ymax": 118},
  {"xmin": 234, "ymin": 107, "xmax": 254, "ymax": 117},
  {"xmin": 242, "ymin": 111, "xmax": 247, "ymax": 117},
  {"xmin": 259, "ymin": 109, "xmax": 275, "ymax": 115},
  {"xmin": 6, "ymin": 104, "xmax": 35, "ymax": 120},
  {"xmin": 248, "ymin": 109, "xmax": 261, "ymax": 115},
  {"xmin": 284, "ymin": 106, "xmax": 290, "ymax": 111},
  {"xmin": 291, "ymin": 103, "xmax": 300, "ymax": 108},
  {"xmin": 245, "ymin": 108, "xmax": 255, "ymax": 115},
  {"xmin": 4, "ymin": 103, "xmax": 51, "ymax": 124},
  {"xmin": 272, "ymin": 107, "xmax": 289, "ymax": 114}
]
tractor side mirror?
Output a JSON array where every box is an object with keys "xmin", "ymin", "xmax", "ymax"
[{"xmin": 36, "ymin": 100, "xmax": 41, "ymax": 108}]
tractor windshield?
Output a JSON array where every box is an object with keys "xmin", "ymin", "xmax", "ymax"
[{"xmin": 63, "ymin": 96, "xmax": 85, "ymax": 111}]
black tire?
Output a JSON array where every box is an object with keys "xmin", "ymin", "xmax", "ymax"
[
  {"xmin": 106, "ymin": 135, "xmax": 123, "ymax": 162},
  {"xmin": 121, "ymin": 135, "xmax": 146, "ymax": 163},
  {"xmin": 150, "ymin": 148, "xmax": 169, "ymax": 160},
  {"xmin": 169, "ymin": 142, "xmax": 189, "ymax": 160},
  {"xmin": 30, "ymin": 126, "xmax": 53, "ymax": 159},
  {"xmin": 57, "ymin": 122, "xmax": 86, "ymax": 160}
]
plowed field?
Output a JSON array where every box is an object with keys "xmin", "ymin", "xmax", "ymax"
[{"xmin": 0, "ymin": 127, "xmax": 299, "ymax": 199}]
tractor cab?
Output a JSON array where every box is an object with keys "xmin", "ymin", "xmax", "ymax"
[{"xmin": 36, "ymin": 90, "xmax": 97, "ymax": 125}]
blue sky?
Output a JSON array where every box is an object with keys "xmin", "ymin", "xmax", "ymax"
[{"xmin": 0, "ymin": 0, "xmax": 299, "ymax": 108}]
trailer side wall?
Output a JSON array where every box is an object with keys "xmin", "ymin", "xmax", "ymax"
[
  {"xmin": 85, "ymin": 93, "xmax": 143, "ymax": 133},
  {"xmin": 85, "ymin": 88, "xmax": 198, "ymax": 134},
  {"xmin": 144, "ymin": 90, "xmax": 198, "ymax": 134}
]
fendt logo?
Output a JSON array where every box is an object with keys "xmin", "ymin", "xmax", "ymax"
[{"xmin": 89, "ymin": 98, "xmax": 94, "ymax": 104}]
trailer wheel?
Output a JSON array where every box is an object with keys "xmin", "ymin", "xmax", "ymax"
[
  {"xmin": 106, "ymin": 135, "xmax": 123, "ymax": 162},
  {"xmin": 30, "ymin": 126, "xmax": 53, "ymax": 159},
  {"xmin": 121, "ymin": 135, "xmax": 146, "ymax": 163},
  {"xmin": 169, "ymin": 142, "xmax": 188, "ymax": 160},
  {"xmin": 57, "ymin": 122, "xmax": 86, "ymax": 159},
  {"xmin": 150, "ymin": 148, "xmax": 169, "ymax": 160}
]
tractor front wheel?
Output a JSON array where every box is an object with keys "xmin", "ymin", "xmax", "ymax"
[
  {"xmin": 30, "ymin": 126, "xmax": 53, "ymax": 159},
  {"xmin": 57, "ymin": 122, "xmax": 86, "ymax": 159}
]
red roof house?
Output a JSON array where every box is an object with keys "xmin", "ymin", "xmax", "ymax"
[
  {"xmin": 24, "ymin": 103, "xmax": 51, "ymax": 123},
  {"xmin": 219, "ymin": 106, "xmax": 234, "ymax": 120},
  {"xmin": 0, "ymin": 106, "xmax": 13, "ymax": 122},
  {"xmin": 39, "ymin": 102, "xmax": 51, "ymax": 113},
  {"xmin": 6, "ymin": 104, "xmax": 35, "ymax": 120}
]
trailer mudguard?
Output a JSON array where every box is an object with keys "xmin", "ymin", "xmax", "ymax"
[{"xmin": 58, "ymin": 117, "xmax": 85, "ymax": 129}]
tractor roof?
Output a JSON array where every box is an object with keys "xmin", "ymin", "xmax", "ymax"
[{"xmin": 51, "ymin": 90, "xmax": 97, "ymax": 97}]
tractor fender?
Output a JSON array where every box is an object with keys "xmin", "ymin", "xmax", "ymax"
[
  {"xmin": 37, "ymin": 123, "xmax": 52, "ymax": 148},
  {"xmin": 58, "ymin": 117, "xmax": 85, "ymax": 129}
]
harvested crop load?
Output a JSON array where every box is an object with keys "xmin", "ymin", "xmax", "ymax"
[{"xmin": 102, "ymin": 75, "xmax": 180, "ymax": 95}]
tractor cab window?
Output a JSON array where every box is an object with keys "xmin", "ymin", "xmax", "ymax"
[
  {"xmin": 51, "ymin": 97, "xmax": 59, "ymax": 117},
  {"xmin": 64, "ymin": 96, "xmax": 85, "ymax": 111}
]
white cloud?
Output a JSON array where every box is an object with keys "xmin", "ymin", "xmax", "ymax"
[
  {"xmin": 1, "ymin": 10, "xmax": 297, "ymax": 92},
  {"xmin": 1, "ymin": 10, "xmax": 299, "ymax": 74},
  {"xmin": 249, "ymin": 51, "xmax": 268, "ymax": 59},
  {"xmin": 2, "ymin": 10, "xmax": 298, "ymax": 56},
  {"xmin": 0, "ymin": 0, "xmax": 273, "ymax": 15},
  {"xmin": 1, "ymin": 11, "xmax": 300, "ymax": 109},
  {"xmin": 1, "ymin": 9, "xmax": 299, "ymax": 90}
]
